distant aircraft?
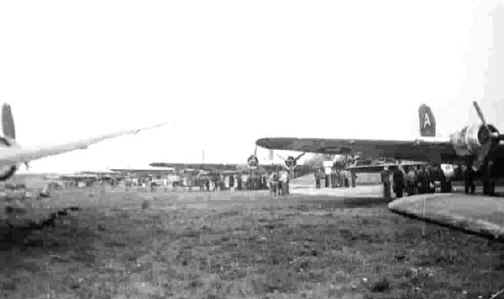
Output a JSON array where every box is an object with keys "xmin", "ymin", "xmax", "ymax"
[
  {"xmin": 150, "ymin": 150, "xmax": 313, "ymax": 179},
  {"xmin": 256, "ymin": 101, "xmax": 503, "ymax": 195},
  {"xmin": 0, "ymin": 103, "xmax": 166, "ymax": 181}
]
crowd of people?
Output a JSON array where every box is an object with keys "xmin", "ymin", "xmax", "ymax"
[
  {"xmin": 195, "ymin": 173, "xmax": 269, "ymax": 192},
  {"xmin": 380, "ymin": 164, "xmax": 450, "ymax": 199},
  {"xmin": 313, "ymin": 168, "xmax": 357, "ymax": 189}
]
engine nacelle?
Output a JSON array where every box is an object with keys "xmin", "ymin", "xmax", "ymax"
[
  {"xmin": 247, "ymin": 155, "xmax": 259, "ymax": 168},
  {"xmin": 450, "ymin": 124, "xmax": 499, "ymax": 156}
]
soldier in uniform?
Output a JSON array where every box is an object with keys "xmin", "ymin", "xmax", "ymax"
[
  {"xmin": 314, "ymin": 169, "xmax": 321, "ymax": 189},
  {"xmin": 380, "ymin": 166, "xmax": 392, "ymax": 199},
  {"xmin": 425, "ymin": 165, "xmax": 435, "ymax": 193},
  {"xmin": 392, "ymin": 166, "xmax": 405, "ymax": 198},
  {"xmin": 330, "ymin": 169, "xmax": 337, "ymax": 188},
  {"xmin": 229, "ymin": 174, "xmax": 235, "ymax": 190},
  {"xmin": 464, "ymin": 165, "xmax": 475, "ymax": 194},
  {"xmin": 350, "ymin": 171, "xmax": 357, "ymax": 188},
  {"xmin": 416, "ymin": 166, "xmax": 426, "ymax": 194},
  {"xmin": 279, "ymin": 169, "xmax": 289, "ymax": 196},
  {"xmin": 261, "ymin": 175, "xmax": 267, "ymax": 190},
  {"xmin": 237, "ymin": 174, "xmax": 242, "ymax": 191},
  {"xmin": 269, "ymin": 172, "xmax": 279, "ymax": 197},
  {"xmin": 343, "ymin": 170, "xmax": 350, "ymax": 187},
  {"xmin": 405, "ymin": 166, "xmax": 417, "ymax": 195}
]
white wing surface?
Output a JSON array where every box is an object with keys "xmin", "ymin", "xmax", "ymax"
[{"xmin": 0, "ymin": 123, "xmax": 166, "ymax": 166}]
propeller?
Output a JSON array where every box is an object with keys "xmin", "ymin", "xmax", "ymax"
[
  {"xmin": 247, "ymin": 145, "xmax": 259, "ymax": 168},
  {"xmin": 276, "ymin": 152, "xmax": 306, "ymax": 169},
  {"xmin": 472, "ymin": 101, "xmax": 504, "ymax": 170}
]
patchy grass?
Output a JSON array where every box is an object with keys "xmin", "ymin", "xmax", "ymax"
[{"xmin": 0, "ymin": 189, "xmax": 502, "ymax": 298}]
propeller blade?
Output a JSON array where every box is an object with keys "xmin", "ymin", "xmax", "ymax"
[
  {"xmin": 473, "ymin": 101, "xmax": 488, "ymax": 126},
  {"xmin": 294, "ymin": 152, "xmax": 306, "ymax": 162}
]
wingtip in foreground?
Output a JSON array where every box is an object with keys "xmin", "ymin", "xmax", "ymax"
[{"xmin": 388, "ymin": 194, "xmax": 504, "ymax": 240}]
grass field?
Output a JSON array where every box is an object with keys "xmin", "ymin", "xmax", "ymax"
[{"xmin": 0, "ymin": 188, "xmax": 503, "ymax": 298}]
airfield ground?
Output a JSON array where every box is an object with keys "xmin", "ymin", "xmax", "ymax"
[{"xmin": 0, "ymin": 187, "xmax": 504, "ymax": 299}]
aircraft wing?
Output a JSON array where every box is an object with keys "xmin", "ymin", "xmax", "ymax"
[
  {"xmin": 389, "ymin": 193, "xmax": 504, "ymax": 240},
  {"xmin": 256, "ymin": 137, "xmax": 457, "ymax": 164},
  {"xmin": 0, "ymin": 123, "xmax": 166, "ymax": 166},
  {"xmin": 150, "ymin": 162, "xmax": 313, "ymax": 177},
  {"xmin": 150, "ymin": 162, "xmax": 240, "ymax": 172},
  {"xmin": 150, "ymin": 162, "xmax": 287, "ymax": 174}
]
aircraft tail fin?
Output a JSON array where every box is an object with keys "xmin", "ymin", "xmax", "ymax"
[
  {"xmin": 418, "ymin": 104, "xmax": 435, "ymax": 137},
  {"xmin": 2, "ymin": 104, "xmax": 15, "ymax": 139}
]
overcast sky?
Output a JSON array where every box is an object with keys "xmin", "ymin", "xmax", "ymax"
[{"xmin": 0, "ymin": 0, "xmax": 502, "ymax": 173}]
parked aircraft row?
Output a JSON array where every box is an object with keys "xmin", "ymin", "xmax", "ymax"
[
  {"xmin": 257, "ymin": 102, "xmax": 502, "ymax": 195},
  {"xmin": 0, "ymin": 101, "xmax": 493, "ymax": 196}
]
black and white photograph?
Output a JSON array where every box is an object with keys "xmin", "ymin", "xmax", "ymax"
[{"xmin": 0, "ymin": 1, "xmax": 504, "ymax": 298}]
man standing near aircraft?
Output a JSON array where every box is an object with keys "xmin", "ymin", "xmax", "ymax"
[
  {"xmin": 269, "ymin": 171, "xmax": 279, "ymax": 197},
  {"xmin": 464, "ymin": 165, "xmax": 476, "ymax": 194},
  {"xmin": 392, "ymin": 166, "xmax": 405, "ymax": 198},
  {"xmin": 416, "ymin": 166, "xmax": 427, "ymax": 194},
  {"xmin": 350, "ymin": 171, "xmax": 357, "ymax": 188},
  {"xmin": 330, "ymin": 168, "xmax": 337, "ymax": 188},
  {"xmin": 405, "ymin": 166, "xmax": 417, "ymax": 195},
  {"xmin": 381, "ymin": 166, "xmax": 391, "ymax": 199},
  {"xmin": 279, "ymin": 169, "xmax": 289, "ymax": 195},
  {"xmin": 314, "ymin": 169, "xmax": 321, "ymax": 189}
]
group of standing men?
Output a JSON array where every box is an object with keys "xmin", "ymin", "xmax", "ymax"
[
  {"xmin": 198, "ymin": 173, "xmax": 269, "ymax": 192},
  {"xmin": 381, "ymin": 164, "xmax": 449, "ymax": 199},
  {"xmin": 268, "ymin": 169, "xmax": 290, "ymax": 197},
  {"xmin": 314, "ymin": 168, "xmax": 356, "ymax": 189}
]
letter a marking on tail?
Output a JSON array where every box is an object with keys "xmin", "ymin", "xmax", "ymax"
[{"xmin": 424, "ymin": 113, "xmax": 431, "ymax": 128}]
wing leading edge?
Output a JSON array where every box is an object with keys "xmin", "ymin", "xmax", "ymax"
[
  {"xmin": 0, "ymin": 123, "xmax": 167, "ymax": 166},
  {"xmin": 256, "ymin": 137, "xmax": 457, "ymax": 164}
]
